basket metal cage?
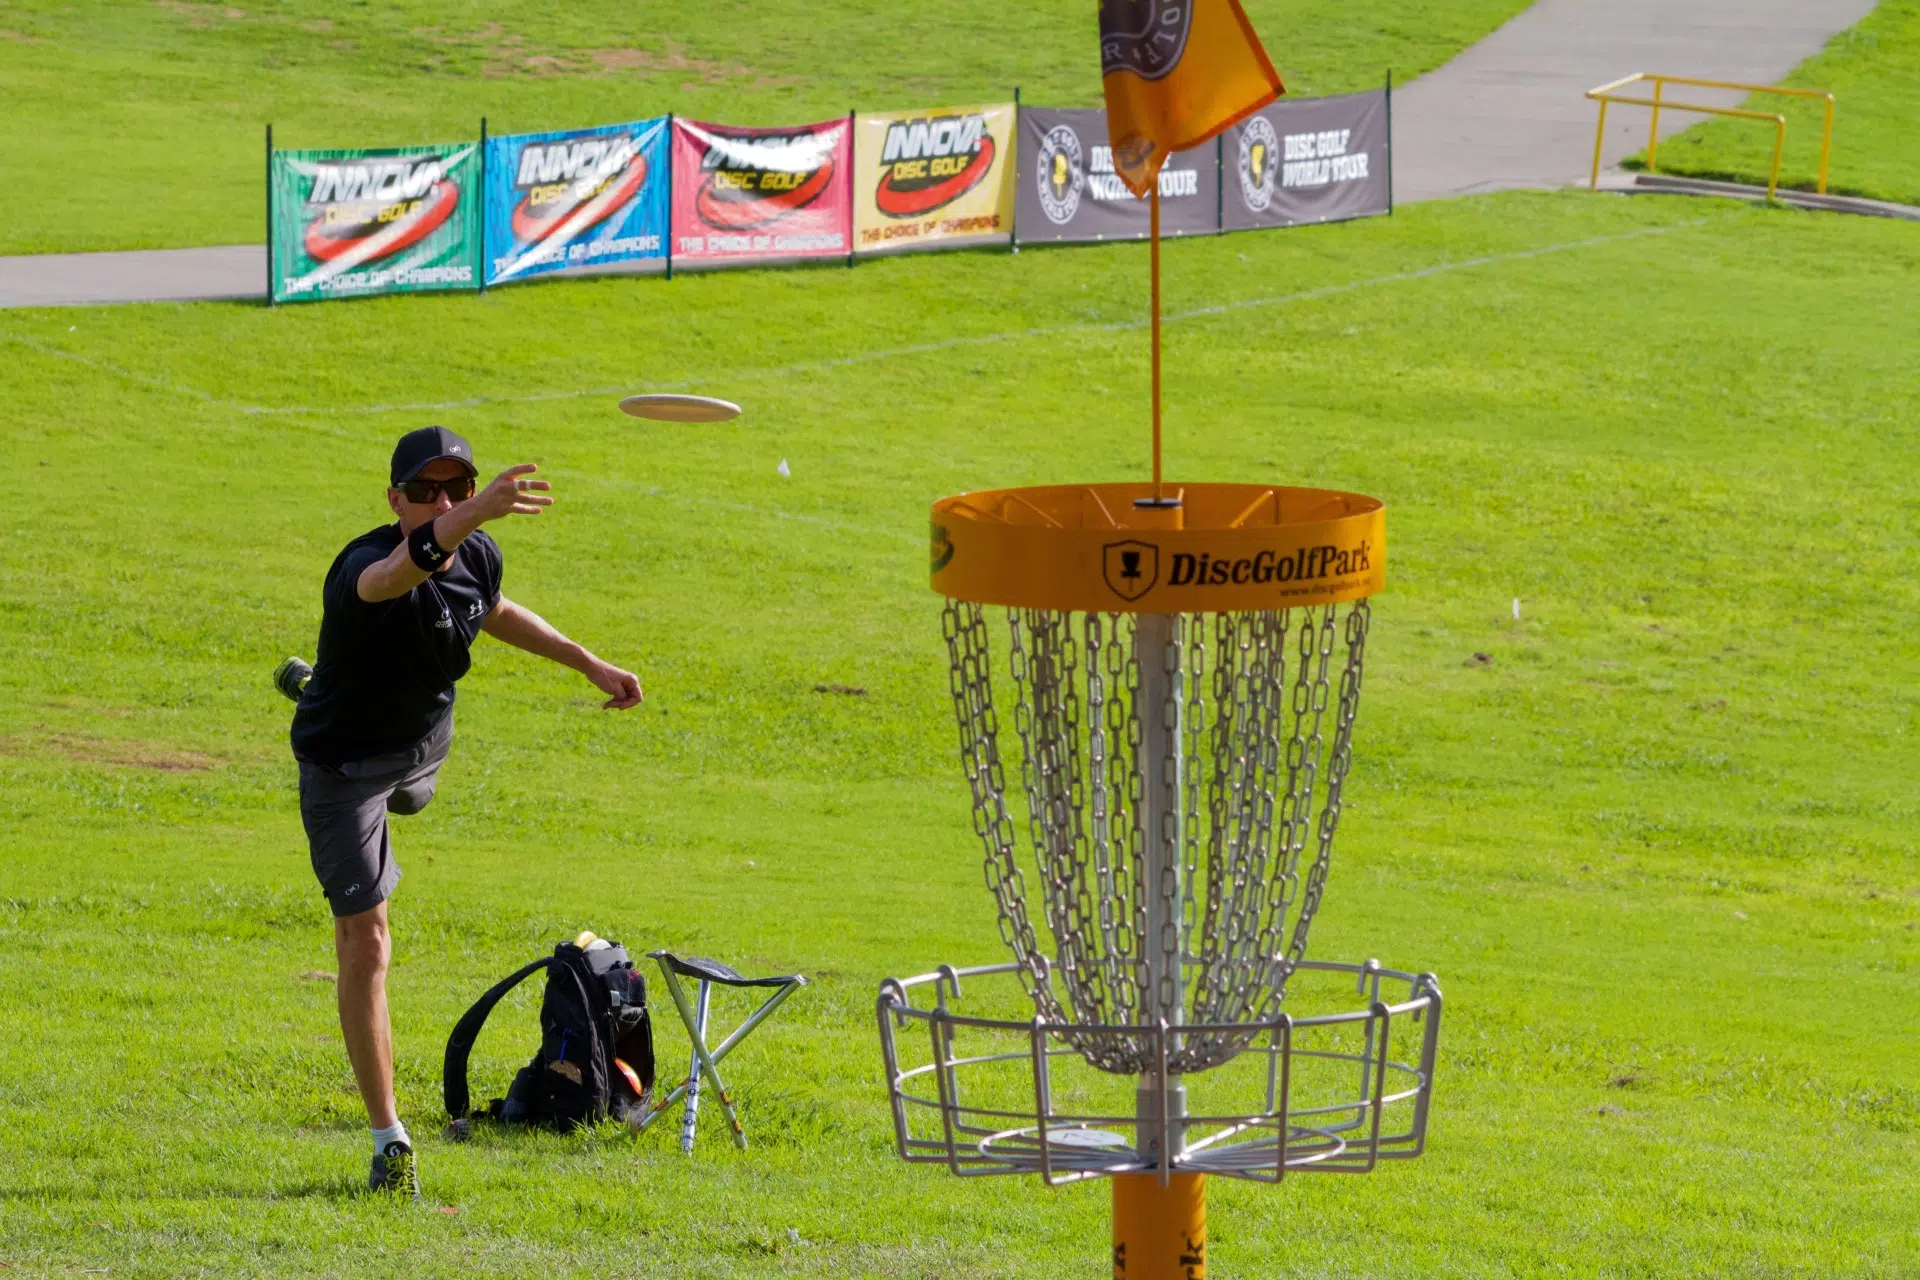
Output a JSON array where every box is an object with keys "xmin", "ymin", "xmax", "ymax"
[{"xmin": 877, "ymin": 957, "xmax": 1441, "ymax": 1186}]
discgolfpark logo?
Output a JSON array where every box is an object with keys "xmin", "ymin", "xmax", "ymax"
[
  {"xmin": 1036, "ymin": 125, "xmax": 1086, "ymax": 225},
  {"xmin": 1103, "ymin": 540, "xmax": 1159, "ymax": 601},
  {"xmin": 694, "ymin": 132, "xmax": 838, "ymax": 231},
  {"xmin": 873, "ymin": 114, "xmax": 998, "ymax": 218},
  {"xmin": 1100, "ymin": 539, "xmax": 1377, "ymax": 600}
]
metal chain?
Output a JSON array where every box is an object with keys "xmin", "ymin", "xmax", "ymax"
[
  {"xmin": 943, "ymin": 595, "xmax": 1370, "ymax": 1076},
  {"xmin": 943, "ymin": 600, "xmax": 1053, "ymax": 1023},
  {"xmin": 1019, "ymin": 609, "xmax": 1104, "ymax": 1026},
  {"xmin": 1180, "ymin": 614, "xmax": 1206, "ymax": 972},
  {"xmin": 1089, "ymin": 612, "xmax": 1141, "ymax": 1031},
  {"xmin": 1284, "ymin": 600, "xmax": 1370, "ymax": 968}
]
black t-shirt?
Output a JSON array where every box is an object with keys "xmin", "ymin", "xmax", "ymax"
[{"xmin": 290, "ymin": 523, "xmax": 503, "ymax": 769}]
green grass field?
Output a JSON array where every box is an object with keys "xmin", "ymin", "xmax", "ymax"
[
  {"xmin": 0, "ymin": 0, "xmax": 1529, "ymax": 254},
  {"xmin": 4, "ymin": 183, "xmax": 1919, "ymax": 1276},
  {"xmin": 1630, "ymin": 0, "xmax": 1920, "ymax": 205}
]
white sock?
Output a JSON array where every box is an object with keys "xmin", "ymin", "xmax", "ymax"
[{"xmin": 372, "ymin": 1120, "xmax": 411, "ymax": 1156}]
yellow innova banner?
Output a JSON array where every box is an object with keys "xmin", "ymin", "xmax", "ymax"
[{"xmin": 853, "ymin": 102, "xmax": 1016, "ymax": 256}]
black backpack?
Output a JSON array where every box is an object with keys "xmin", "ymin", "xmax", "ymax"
[{"xmin": 443, "ymin": 940, "xmax": 656, "ymax": 1130}]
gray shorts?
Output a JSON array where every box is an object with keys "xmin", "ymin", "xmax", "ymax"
[{"xmin": 298, "ymin": 719, "xmax": 453, "ymax": 918}]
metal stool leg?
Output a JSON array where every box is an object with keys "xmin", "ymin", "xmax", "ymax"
[
  {"xmin": 681, "ymin": 1007, "xmax": 749, "ymax": 1151},
  {"xmin": 679, "ymin": 979, "xmax": 711, "ymax": 1153},
  {"xmin": 640, "ymin": 955, "xmax": 805, "ymax": 1152}
]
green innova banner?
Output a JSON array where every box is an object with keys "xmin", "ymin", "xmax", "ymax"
[{"xmin": 270, "ymin": 143, "xmax": 481, "ymax": 303}]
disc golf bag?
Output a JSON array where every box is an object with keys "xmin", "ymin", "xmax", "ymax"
[{"xmin": 443, "ymin": 939, "xmax": 656, "ymax": 1129}]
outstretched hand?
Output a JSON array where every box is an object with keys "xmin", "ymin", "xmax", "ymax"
[
  {"xmin": 589, "ymin": 661, "xmax": 644, "ymax": 710},
  {"xmin": 469, "ymin": 463, "xmax": 553, "ymax": 523}
]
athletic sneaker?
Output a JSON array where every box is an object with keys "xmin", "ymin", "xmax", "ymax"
[
  {"xmin": 273, "ymin": 656, "xmax": 313, "ymax": 703},
  {"xmin": 369, "ymin": 1139, "xmax": 421, "ymax": 1199}
]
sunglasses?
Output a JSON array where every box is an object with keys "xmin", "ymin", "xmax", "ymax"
[{"xmin": 398, "ymin": 475, "xmax": 476, "ymax": 504}]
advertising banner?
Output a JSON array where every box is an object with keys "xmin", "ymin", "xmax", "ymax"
[
  {"xmin": 1222, "ymin": 90, "xmax": 1390, "ymax": 232},
  {"xmin": 1015, "ymin": 107, "xmax": 1218, "ymax": 245},
  {"xmin": 852, "ymin": 102, "xmax": 1015, "ymax": 256},
  {"xmin": 270, "ymin": 143, "xmax": 480, "ymax": 303},
  {"xmin": 671, "ymin": 118, "xmax": 851, "ymax": 266},
  {"xmin": 483, "ymin": 117, "xmax": 669, "ymax": 286}
]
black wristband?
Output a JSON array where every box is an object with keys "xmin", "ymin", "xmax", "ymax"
[{"xmin": 408, "ymin": 520, "xmax": 453, "ymax": 572}]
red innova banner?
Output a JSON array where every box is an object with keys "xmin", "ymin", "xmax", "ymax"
[{"xmin": 670, "ymin": 117, "xmax": 852, "ymax": 265}]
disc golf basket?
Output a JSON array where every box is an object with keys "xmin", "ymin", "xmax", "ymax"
[{"xmin": 876, "ymin": 483, "xmax": 1443, "ymax": 1278}]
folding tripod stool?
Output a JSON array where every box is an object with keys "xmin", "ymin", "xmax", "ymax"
[{"xmin": 635, "ymin": 951, "xmax": 807, "ymax": 1153}]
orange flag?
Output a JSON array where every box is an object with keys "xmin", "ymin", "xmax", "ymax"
[{"xmin": 1100, "ymin": 0, "xmax": 1285, "ymax": 198}]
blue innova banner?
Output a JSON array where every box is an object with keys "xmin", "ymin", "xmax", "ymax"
[{"xmin": 483, "ymin": 117, "xmax": 670, "ymax": 286}]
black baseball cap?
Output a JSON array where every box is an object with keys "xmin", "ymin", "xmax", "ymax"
[{"xmin": 389, "ymin": 426, "xmax": 478, "ymax": 486}]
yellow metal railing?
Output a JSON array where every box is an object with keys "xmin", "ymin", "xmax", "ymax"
[{"xmin": 1586, "ymin": 73, "xmax": 1835, "ymax": 200}]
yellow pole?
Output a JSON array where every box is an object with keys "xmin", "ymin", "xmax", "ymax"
[
  {"xmin": 1149, "ymin": 182, "xmax": 1163, "ymax": 501},
  {"xmin": 1113, "ymin": 1173, "xmax": 1206, "ymax": 1279},
  {"xmin": 1647, "ymin": 77, "xmax": 1663, "ymax": 172},
  {"xmin": 1818, "ymin": 95, "xmax": 1834, "ymax": 194},
  {"xmin": 1768, "ymin": 117, "xmax": 1785, "ymax": 199},
  {"xmin": 1589, "ymin": 99, "xmax": 1609, "ymax": 189}
]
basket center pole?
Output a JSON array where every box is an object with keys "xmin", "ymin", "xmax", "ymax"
[
  {"xmin": 1113, "ymin": 1172, "xmax": 1207, "ymax": 1279},
  {"xmin": 1135, "ymin": 611, "xmax": 1187, "ymax": 1166},
  {"xmin": 1149, "ymin": 184, "xmax": 1164, "ymax": 501}
]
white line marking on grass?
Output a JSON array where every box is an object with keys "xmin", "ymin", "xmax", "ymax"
[
  {"xmin": 247, "ymin": 219, "xmax": 1717, "ymax": 417},
  {"xmin": 0, "ymin": 217, "xmax": 1722, "ymax": 419},
  {"xmin": 0, "ymin": 324, "xmax": 913, "ymax": 544},
  {"xmin": 0, "ymin": 330, "xmax": 225, "ymax": 403},
  {"xmin": 632, "ymin": 485, "xmax": 920, "ymax": 545}
]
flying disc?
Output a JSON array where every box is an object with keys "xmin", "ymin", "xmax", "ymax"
[
  {"xmin": 1045, "ymin": 1128, "xmax": 1129, "ymax": 1149},
  {"xmin": 618, "ymin": 393, "xmax": 741, "ymax": 423}
]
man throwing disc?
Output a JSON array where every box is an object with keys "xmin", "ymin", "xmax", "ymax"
[{"xmin": 277, "ymin": 426, "xmax": 642, "ymax": 1198}]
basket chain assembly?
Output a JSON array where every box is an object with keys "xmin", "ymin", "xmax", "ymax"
[{"xmin": 942, "ymin": 598, "xmax": 1371, "ymax": 1075}]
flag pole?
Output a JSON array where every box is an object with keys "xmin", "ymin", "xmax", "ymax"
[{"xmin": 1150, "ymin": 181, "xmax": 1163, "ymax": 501}]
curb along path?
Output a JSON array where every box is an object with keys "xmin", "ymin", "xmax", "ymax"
[{"xmin": 0, "ymin": 0, "xmax": 1886, "ymax": 309}]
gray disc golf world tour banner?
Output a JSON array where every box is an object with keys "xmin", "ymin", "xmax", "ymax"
[
  {"xmin": 1016, "ymin": 107, "xmax": 1218, "ymax": 245},
  {"xmin": 270, "ymin": 143, "xmax": 480, "ymax": 303},
  {"xmin": 483, "ymin": 117, "xmax": 669, "ymax": 287},
  {"xmin": 1223, "ymin": 89, "xmax": 1390, "ymax": 232}
]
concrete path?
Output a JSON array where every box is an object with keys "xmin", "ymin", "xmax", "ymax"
[
  {"xmin": 0, "ymin": 0, "xmax": 1886, "ymax": 307},
  {"xmin": 0, "ymin": 244, "xmax": 265, "ymax": 308},
  {"xmin": 1391, "ymin": 0, "xmax": 1879, "ymax": 202}
]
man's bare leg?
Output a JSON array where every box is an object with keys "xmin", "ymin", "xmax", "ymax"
[{"xmin": 335, "ymin": 901, "xmax": 397, "ymax": 1129}]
